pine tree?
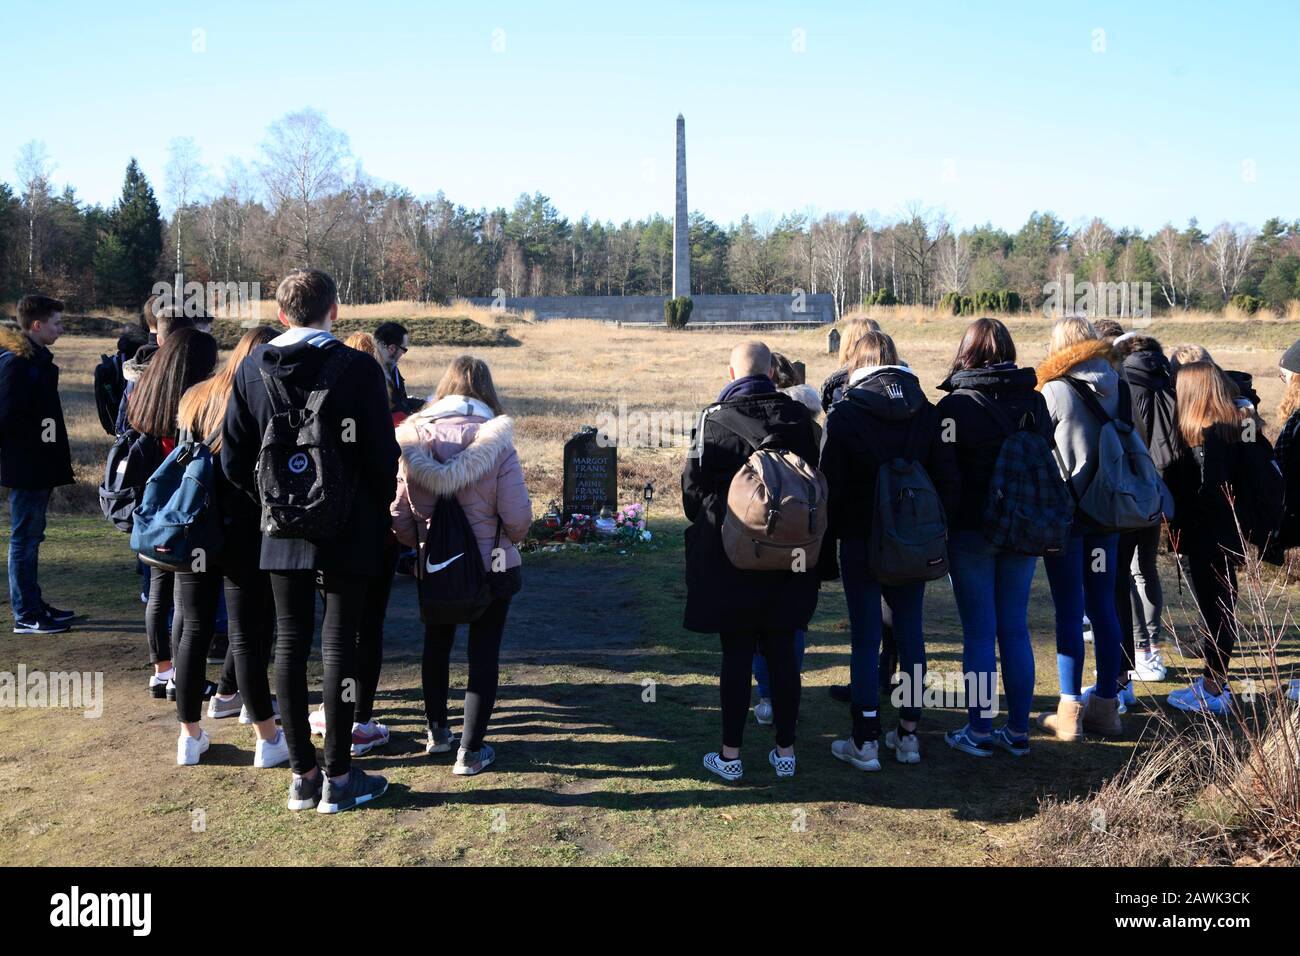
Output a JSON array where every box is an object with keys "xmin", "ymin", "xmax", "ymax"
[{"xmin": 108, "ymin": 159, "xmax": 163, "ymax": 306}]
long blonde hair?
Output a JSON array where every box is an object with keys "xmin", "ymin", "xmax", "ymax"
[
  {"xmin": 838, "ymin": 317, "xmax": 882, "ymax": 365},
  {"xmin": 434, "ymin": 355, "xmax": 503, "ymax": 415},
  {"xmin": 1047, "ymin": 316, "xmax": 1097, "ymax": 356},
  {"xmin": 1279, "ymin": 371, "xmax": 1300, "ymax": 421},
  {"xmin": 1175, "ymin": 361, "xmax": 1241, "ymax": 449},
  {"xmin": 177, "ymin": 326, "xmax": 276, "ymax": 453}
]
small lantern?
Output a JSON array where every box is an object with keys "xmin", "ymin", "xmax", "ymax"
[{"xmin": 643, "ymin": 481, "xmax": 655, "ymax": 510}]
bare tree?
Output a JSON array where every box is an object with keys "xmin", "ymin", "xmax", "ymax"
[
  {"xmin": 895, "ymin": 203, "xmax": 949, "ymax": 305},
  {"xmin": 1205, "ymin": 222, "xmax": 1257, "ymax": 303},
  {"xmin": 1153, "ymin": 224, "xmax": 1181, "ymax": 309},
  {"xmin": 812, "ymin": 213, "xmax": 859, "ymax": 318},
  {"xmin": 936, "ymin": 231, "xmax": 971, "ymax": 295},
  {"xmin": 15, "ymin": 141, "xmax": 54, "ymax": 281},
  {"xmin": 259, "ymin": 109, "xmax": 351, "ymax": 266},
  {"xmin": 165, "ymin": 137, "xmax": 207, "ymax": 277}
]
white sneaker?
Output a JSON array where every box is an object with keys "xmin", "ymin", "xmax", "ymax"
[
  {"xmin": 831, "ymin": 737, "xmax": 881, "ymax": 771},
  {"xmin": 1133, "ymin": 648, "xmax": 1167, "ymax": 682},
  {"xmin": 767, "ymin": 748, "xmax": 795, "ymax": 778},
  {"xmin": 208, "ymin": 691, "xmax": 242, "ymax": 720},
  {"xmin": 702, "ymin": 751, "xmax": 743, "ymax": 782},
  {"xmin": 884, "ymin": 729, "xmax": 921, "ymax": 764},
  {"xmin": 177, "ymin": 729, "xmax": 210, "ymax": 766},
  {"xmin": 308, "ymin": 704, "xmax": 326, "ymax": 736},
  {"xmin": 1082, "ymin": 615, "xmax": 1094, "ymax": 643},
  {"xmin": 753, "ymin": 697, "xmax": 773, "ymax": 726},
  {"xmin": 253, "ymin": 730, "xmax": 290, "ymax": 768},
  {"xmin": 239, "ymin": 699, "xmax": 280, "ymax": 724}
]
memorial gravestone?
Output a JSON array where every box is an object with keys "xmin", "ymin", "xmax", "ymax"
[
  {"xmin": 563, "ymin": 426, "xmax": 617, "ymax": 520},
  {"xmin": 827, "ymin": 328, "xmax": 841, "ymax": 356}
]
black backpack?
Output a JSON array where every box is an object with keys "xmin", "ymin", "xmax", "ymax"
[
  {"xmin": 1236, "ymin": 428, "xmax": 1286, "ymax": 553},
  {"xmin": 98, "ymin": 428, "xmax": 164, "ymax": 532},
  {"xmin": 415, "ymin": 495, "xmax": 496, "ymax": 623},
  {"xmin": 93, "ymin": 352, "xmax": 127, "ymax": 437},
  {"xmin": 255, "ymin": 344, "xmax": 357, "ymax": 540}
]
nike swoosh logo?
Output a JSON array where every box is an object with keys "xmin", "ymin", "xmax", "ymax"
[{"xmin": 426, "ymin": 552, "xmax": 464, "ymax": 573}]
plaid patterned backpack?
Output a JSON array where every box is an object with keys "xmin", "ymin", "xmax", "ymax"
[{"xmin": 959, "ymin": 389, "xmax": 1072, "ymax": 556}]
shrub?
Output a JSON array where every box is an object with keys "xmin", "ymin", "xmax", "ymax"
[
  {"xmin": 664, "ymin": 296, "xmax": 693, "ymax": 328},
  {"xmin": 871, "ymin": 288, "xmax": 897, "ymax": 307},
  {"xmin": 1229, "ymin": 294, "xmax": 1265, "ymax": 315}
]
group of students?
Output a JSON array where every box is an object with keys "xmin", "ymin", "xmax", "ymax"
[
  {"xmin": 5, "ymin": 284, "xmax": 1300, "ymax": 802},
  {"xmin": 683, "ymin": 315, "xmax": 1299, "ymax": 781},
  {"xmin": 3, "ymin": 275, "xmax": 531, "ymax": 815}
]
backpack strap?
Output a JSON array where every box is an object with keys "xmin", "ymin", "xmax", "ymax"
[
  {"xmin": 954, "ymin": 388, "xmax": 1018, "ymax": 437},
  {"xmin": 1063, "ymin": 376, "xmax": 1133, "ymax": 427},
  {"xmin": 305, "ymin": 344, "xmax": 355, "ymax": 415}
]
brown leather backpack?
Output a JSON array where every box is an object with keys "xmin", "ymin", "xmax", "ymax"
[{"xmin": 720, "ymin": 433, "xmax": 828, "ymax": 571}]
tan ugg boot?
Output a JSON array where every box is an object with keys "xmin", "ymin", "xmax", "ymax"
[
  {"xmin": 1082, "ymin": 693, "xmax": 1124, "ymax": 737},
  {"xmin": 1036, "ymin": 698, "xmax": 1083, "ymax": 741}
]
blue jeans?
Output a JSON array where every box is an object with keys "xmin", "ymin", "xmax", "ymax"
[
  {"xmin": 948, "ymin": 529, "xmax": 1037, "ymax": 736},
  {"xmin": 1043, "ymin": 531, "xmax": 1123, "ymax": 700},
  {"xmin": 8, "ymin": 488, "xmax": 50, "ymax": 623},
  {"xmin": 840, "ymin": 538, "xmax": 926, "ymax": 730},
  {"xmin": 753, "ymin": 629, "xmax": 805, "ymax": 699}
]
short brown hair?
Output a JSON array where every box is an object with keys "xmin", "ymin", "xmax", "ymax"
[
  {"xmin": 141, "ymin": 294, "xmax": 162, "ymax": 332},
  {"xmin": 154, "ymin": 307, "xmax": 196, "ymax": 341},
  {"xmin": 951, "ymin": 317, "xmax": 1016, "ymax": 373},
  {"xmin": 276, "ymin": 269, "xmax": 337, "ymax": 327},
  {"xmin": 16, "ymin": 294, "xmax": 64, "ymax": 331},
  {"xmin": 434, "ymin": 355, "xmax": 503, "ymax": 415}
]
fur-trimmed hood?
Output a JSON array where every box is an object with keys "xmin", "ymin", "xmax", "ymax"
[
  {"xmin": 398, "ymin": 414, "xmax": 515, "ymax": 498},
  {"xmin": 0, "ymin": 325, "xmax": 37, "ymax": 360},
  {"xmin": 1035, "ymin": 339, "xmax": 1117, "ymax": 391}
]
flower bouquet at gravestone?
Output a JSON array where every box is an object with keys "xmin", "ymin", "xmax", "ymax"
[{"xmin": 613, "ymin": 502, "xmax": 651, "ymax": 543}]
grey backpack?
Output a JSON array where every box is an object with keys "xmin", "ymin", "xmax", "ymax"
[
  {"xmin": 863, "ymin": 409, "xmax": 949, "ymax": 586},
  {"xmin": 1055, "ymin": 378, "xmax": 1169, "ymax": 533}
]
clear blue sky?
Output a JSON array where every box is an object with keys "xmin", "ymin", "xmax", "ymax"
[{"xmin": 4, "ymin": 0, "xmax": 1296, "ymax": 233}]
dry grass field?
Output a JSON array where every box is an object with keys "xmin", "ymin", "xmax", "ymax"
[{"xmin": 2, "ymin": 309, "xmax": 1297, "ymax": 865}]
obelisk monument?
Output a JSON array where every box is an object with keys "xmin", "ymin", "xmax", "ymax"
[{"xmin": 672, "ymin": 113, "xmax": 690, "ymax": 299}]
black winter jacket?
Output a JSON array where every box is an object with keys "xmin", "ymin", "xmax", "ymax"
[
  {"xmin": 0, "ymin": 326, "xmax": 74, "ymax": 490},
  {"xmin": 820, "ymin": 367, "xmax": 959, "ymax": 561},
  {"xmin": 681, "ymin": 390, "xmax": 821, "ymax": 634},
  {"xmin": 222, "ymin": 331, "xmax": 400, "ymax": 576},
  {"xmin": 933, "ymin": 364, "xmax": 1053, "ymax": 532},
  {"xmin": 1122, "ymin": 346, "xmax": 1178, "ymax": 474},
  {"xmin": 1164, "ymin": 428, "xmax": 1247, "ymax": 563}
]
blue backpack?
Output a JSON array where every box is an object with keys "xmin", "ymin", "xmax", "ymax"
[
  {"xmin": 959, "ymin": 389, "xmax": 1073, "ymax": 556},
  {"xmin": 130, "ymin": 430, "xmax": 224, "ymax": 572}
]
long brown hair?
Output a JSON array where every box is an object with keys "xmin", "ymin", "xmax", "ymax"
[
  {"xmin": 177, "ymin": 326, "xmax": 276, "ymax": 452},
  {"xmin": 950, "ymin": 317, "xmax": 1016, "ymax": 374},
  {"xmin": 1175, "ymin": 361, "xmax": 1241, "ymax": 449},
  {"xmin": 433, "ymin": 355, "xmax": 503, "ymax": 415},
  {"xmin": 845, "ymin": 330, "xmax": 899, "ymax": 374},
  {"xmin": 1279, "ymin": 372, "xmax": 1300, "ymax": 421},
  {"xmin": 838, "ymin": 317, "xmax": 882, "ymax": 364},
  {"xmin": 344, "ymin": 331, "xmax": 383, "ymax": 365},
  {"xmin": 128, "ymin": 328, "xmax": 219, "ymax": 439}
]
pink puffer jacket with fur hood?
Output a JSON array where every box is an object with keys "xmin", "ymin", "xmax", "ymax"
[{"xmin": 390, "ymin": 395, "xmax": 532, "ymax": 571}]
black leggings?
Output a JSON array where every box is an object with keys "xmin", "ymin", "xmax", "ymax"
[
  {"xmin": 271, "ymin": 571, "xmax": 367, "ymax": 777},
  {"xmin": 174, "ymin": 570, "xmax": 237, "ymax": 723},
  {"xmin": 722, "ymin": 628, "xmax": 799, "ymax": 750},
  {"xmin": 145, "ymin": 566, "xmax": 183, "ymax": 665},
  {"xmin": 422, "ymin": 596, "xmax": 511, "ymax": 752},
  {"xmin": 225, "ymin": 562, "xmax": 276, "ymax": 723},
  {"xmin": 355, "ymin": 544, "xmax": 398, "ymax": 725},
  {"xmin": 1187, "ymin": 548, "xmax": 1238, "ymax": 683}
]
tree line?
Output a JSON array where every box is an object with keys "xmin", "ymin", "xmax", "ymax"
[{"xmin": 4, "ymin": 109, "xmax": 1300, "ymax": 318}]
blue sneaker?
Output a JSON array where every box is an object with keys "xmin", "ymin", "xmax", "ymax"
[
  {"xmin": 991, "ymin": 726, "xmax": 1030, "ymax": 757},
  {"xmin": 1168, "ymin": 678, "xmax": 1232, "ymax": 715},
  {"xmin": 945, "ymin": 725, "xmax": 994, "ymax": 757}
]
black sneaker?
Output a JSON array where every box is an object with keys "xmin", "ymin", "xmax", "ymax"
[
  {"xmin": 13, "ymin": 615, "xmax": 69, "ymax": 635},
  {"xmin": 166, "ymin": 678, "xmax": 217, "ymax": 702},
  {"xmin": 42, "ymin": 603, "xmax": 76, "ymax": 623},
  {"xmin": 827, "ymin": 684, "xmax": 851, "ymax": 704},
  {"xmin": 317, "ymin": 767, "xmax": 389, "ymax": 814},
  {"xmin": 207, "ymin": 632, "xmax": 228, "ymax": 665},
  {"xmin": 288, "ymin": 772, "xmax": 324, "ymax": 811}
]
